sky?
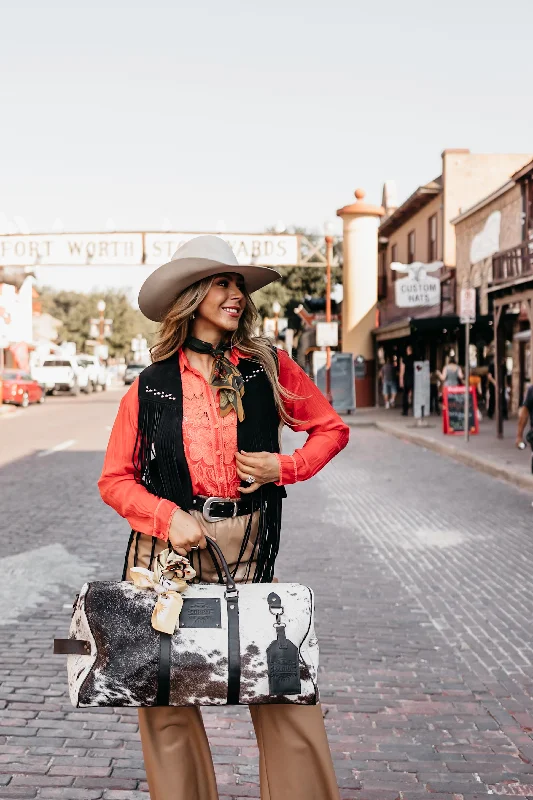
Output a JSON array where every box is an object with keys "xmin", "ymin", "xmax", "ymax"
[{"xmin": 1, "ymin": 0, "xmax": 533, "ymax": 246}]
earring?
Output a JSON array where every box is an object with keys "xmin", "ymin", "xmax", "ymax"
[{"xmin": 191, "ymin": 312, "xmax": 196, "ymax": 320}]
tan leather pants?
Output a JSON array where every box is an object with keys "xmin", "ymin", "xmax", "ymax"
[{"xmin": 125, "ymin": 512, "xmax": 340, "ymax": 800}]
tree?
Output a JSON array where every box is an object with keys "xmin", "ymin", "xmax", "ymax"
[
  {"xmin": 39, "ymin": 288, "xmax": 158, "ymax": 358},
  {"xmin": 253, "ymin": 226, "xmax": 343, "ymax": 330}
]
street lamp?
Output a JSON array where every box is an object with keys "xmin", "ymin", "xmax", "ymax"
[
  {"xmin": 97, "ymin": 300, "xmax": 106, "ymax": 344},
  {"xmin": 324, "ymin": 221, "xmax": 334, "ymax": 404}
]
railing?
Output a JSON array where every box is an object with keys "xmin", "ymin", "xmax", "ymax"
[{"xmin": 492, "ymin": 242, "xmax": 533, "ymax": 284}]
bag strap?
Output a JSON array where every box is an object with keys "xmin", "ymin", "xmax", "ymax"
[
  {"xmin": 203, "ymin": 536, "xmax": 240, "ymax": 703},
  {"xmin": 204, "ymin": 536, "xmax": 238, "ymax": 596},
  {"xmin": 54, "ymin": 639, "xmax": 90, "ymax": 655}
]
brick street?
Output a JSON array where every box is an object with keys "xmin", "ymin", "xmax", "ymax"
[{"xmin": 2, "ymin": 390, "xmax": 533, "ymax": 798}]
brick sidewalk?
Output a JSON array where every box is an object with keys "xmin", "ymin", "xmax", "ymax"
[
  {"xmin": 345, "ymin": 405, "xmax": 533, "ymax": 492},
  {"xmin": 2, "ymin": 427, "xmax": 533, "ymax": 797}
]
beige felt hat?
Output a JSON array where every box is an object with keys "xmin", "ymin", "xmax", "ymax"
[{"xmin": 138, "ymin": 234, "xmax": 281, "ymax": 322}]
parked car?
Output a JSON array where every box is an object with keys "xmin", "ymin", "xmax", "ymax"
[
  {"xmin": 1, "ymin": 370, "xmax": 44, "ymax": 407},
  {"xmin": 124, "ymin": 363, "xmax": 146, "ymax": 385},
  {"xmin": 32, "ymin": 357, "xmax": 90, "ymax": 395},
  {"xmin": 76, "ymin": 354, "xmax": 109, "ymax": 392}
]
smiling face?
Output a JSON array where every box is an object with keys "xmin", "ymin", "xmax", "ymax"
[{"xmin": 193, "ymin": 272, "xmax": 246, "ymax": 339}]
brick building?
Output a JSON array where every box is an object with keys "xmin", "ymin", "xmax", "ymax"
[
  {"xmin": 454, "ymin": 158, "xmax": 533, "ymax": 431},
  {"xmin": 374, "ymin": 149, "xmax": 531, "ymax": 403}
]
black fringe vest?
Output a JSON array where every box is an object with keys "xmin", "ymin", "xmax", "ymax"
[{"xmin": 132, "ymin": 352, "xmax": 286, "ymax": 583}]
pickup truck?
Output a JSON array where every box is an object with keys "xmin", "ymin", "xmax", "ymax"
[
  {"xmin": 32, "ymin": 357, "xmax": 90, "ymax": 396},
  {"xmin": 76, "ymin": 354, "xmax": 109, "ymax": 392}
]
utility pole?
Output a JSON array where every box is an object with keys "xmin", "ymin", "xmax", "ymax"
[
  {"xmin": 460, "ymin": 284, "xmax": 476, "ymax": 442},
  {"xmin": 325, "ymin": 227, "xmax": 334, "ymax": 404},
  {"xmin": 464, "ymin": 320, "xmax": 470, "ymax": 442}
]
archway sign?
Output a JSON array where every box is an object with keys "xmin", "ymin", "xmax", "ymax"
[{"xmin": 0, "ymin": 231, "xmax": 330, "ymax": 268}]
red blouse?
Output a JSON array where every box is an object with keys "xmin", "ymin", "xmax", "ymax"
[{"xmin": 98, "ymin": 347, "xmax": 349, "ymax": 540}]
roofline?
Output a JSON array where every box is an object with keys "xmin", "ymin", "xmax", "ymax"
[
  {"xmin": 379, "ymin": 182, "xmax": 442, "ymax": 236},
  {"xmin": 511, "ymin": 158, "xmax": 533, "ymax": 182},
  {"xmin": 450, "ymin": 180, "xmax": 516, "ymax": 225}
]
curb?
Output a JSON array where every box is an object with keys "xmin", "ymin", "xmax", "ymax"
[{"xmin": 346, "ymin": 417, "xmax": 533, "ymax": 492}]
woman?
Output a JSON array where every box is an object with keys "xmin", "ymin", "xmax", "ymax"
[
  {"xmin": 98, "ymin": 235, "xmax": 349, "ymax": 800},
  {"xmin": 438, "ymin": 357, "xmax": 463, "ymax": 387},
  {"xmin": 380, "ymin": 355, "xmax": 397, "ymax": 408}
]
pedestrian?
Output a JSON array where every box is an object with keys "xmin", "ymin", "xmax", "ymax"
[
  {"xmin": 487, "ymin": 356, "xmax": 508, "ymax": 420},
  {"xmin": 98, "ymin": 235, "xmax": 349, "ymax": 800},
  {"xmin": 438, "ymin": 357, "xmax": 464, "ymax": 387},
  {"xmin": 516, "ymin": 386, "xmax": 533, "ymax": 502},
  {"xmin": 400, "ymin": 344, "xmax": 414, "ymax": 416},
  {"xmin": 380, "ymin": 355, "xmax": 397, "ymax": 408},
  {"xmin": 430, "ymin": 369, "xmax": 441, "ymax": 414},
  {"xmin": 487, "ymin": 357, "xmax": 496, "ymax": 418}
]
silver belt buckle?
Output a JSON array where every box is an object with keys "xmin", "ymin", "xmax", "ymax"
[{"xmin": 202, "ymin": 496, "xmax": 237, "ymax": 522}]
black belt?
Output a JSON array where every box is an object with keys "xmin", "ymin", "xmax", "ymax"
[{"xmin": 190, "ymin": 495, "xmax": 260, "ymax": 522}]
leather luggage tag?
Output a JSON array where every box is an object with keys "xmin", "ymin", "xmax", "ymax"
[{"xmin": 267, "ymin": 626, "xmax": 301, "ymax": 696}]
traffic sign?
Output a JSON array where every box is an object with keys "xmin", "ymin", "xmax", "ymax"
[
  {"xmin": 316, "ymin": 321, "xmax": 338, "ymax": 347},
  {"xmin": 460, "ymin": 288, "xmax": 476, "ymax": 324}
]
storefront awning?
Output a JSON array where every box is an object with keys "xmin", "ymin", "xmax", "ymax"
[
  {"xmin": 373, "ymin": 318, "xmax": 412, "ymax": 342},
  {"xmin": 374, "ymin": 314, "xmax": 493, "ymax": 342}
]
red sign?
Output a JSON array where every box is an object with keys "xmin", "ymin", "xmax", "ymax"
[{"xmin": 442, "ymin": 386, "xmax": 479, "ymax": 436}]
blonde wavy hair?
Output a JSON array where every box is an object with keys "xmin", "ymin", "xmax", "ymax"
[{"xmin": 150, "ymin": 276, "xmax": 302, "ymax": 425}]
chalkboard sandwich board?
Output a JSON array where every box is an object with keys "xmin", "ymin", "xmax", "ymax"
[{"xmin": 442, "ymin": 386, "xmax": 479, "ymax": 435}]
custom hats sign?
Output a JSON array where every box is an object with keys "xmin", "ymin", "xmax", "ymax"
[{"xmin": 391, "ymin": 261, "xmax": 442, "ymax": 308}]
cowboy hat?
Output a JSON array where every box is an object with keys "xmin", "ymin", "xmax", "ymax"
[{"xmin": 138, "ymin": 234, "xmax": 281, "ymax": 322}]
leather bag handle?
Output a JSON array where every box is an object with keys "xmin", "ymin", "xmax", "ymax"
[
  {"xmin": 204, "ymin": 535, "xmax": 238, "ymax": 595},
  {"xmin": 169, "ymin": 535, "xmax": 237, "ymax": 595}
]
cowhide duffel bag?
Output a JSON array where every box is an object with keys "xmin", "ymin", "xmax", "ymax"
[{"xmin": 54, "ymin": 537, "xmax": 319, "ymax": 708}]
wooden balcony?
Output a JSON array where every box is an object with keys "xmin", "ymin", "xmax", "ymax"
[{"xmin": 492, "ymin": 242, "xmax": 533, "ymax": 285}]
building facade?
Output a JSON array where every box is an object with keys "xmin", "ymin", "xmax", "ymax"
[
  {"xmin": 453, "ymin": 159, "xmax": 533, "ymax": 430},
  {"xmin": 0, "ymin": 276, "xmax": 34, "ymax": 372},
  {"xmin": 373, "ymin": 149, "xmax": 532, "ymax": 403}
]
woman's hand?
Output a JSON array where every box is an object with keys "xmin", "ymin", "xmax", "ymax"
[
  {"xmin": 235, "ymin": 451, "xmax": 281, "ymax": 494},
  {"xmin": 168, "ymin": 509, "xmax": 209, "ymax": 556}
]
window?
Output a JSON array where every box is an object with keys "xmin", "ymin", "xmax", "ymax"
[
  {"xmin": 527, "ymin": 179, "xmax": 533, "ymax": 241},
  {"xmin": 407, "ymin": 231, "xmax": 416, "ymax": 264},
  {"xmin": 378, "ymin": 249, "xmax": 387, "ymax": 298},
  {"xmin": 428, "ymin": 214, "xmax": 437, "ymax": 261},
  {"xmin": 391, "ymin": 244, "xmax": 398, "ymax": 282}
]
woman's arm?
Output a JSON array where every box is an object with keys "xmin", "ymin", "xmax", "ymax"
[
  {"xmin": 275, "ymin": 348, "xmax": 350, "ymax": 485},
  {"xmin": 97, "ymin": 379, "xmax": 178, "ymax": 539}
]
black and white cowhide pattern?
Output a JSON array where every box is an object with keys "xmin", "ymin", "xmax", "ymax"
[
  {"xmin": 237, "ymin": 584, "xmax": 319, "ymax": 705},
  {"xmin": 66, "ymin": 581, "xmax": 319, "ymax": 707}
]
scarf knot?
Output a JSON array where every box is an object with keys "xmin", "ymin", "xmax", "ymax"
[{"xmin": 184, "ymin": 336, "xmax": 245, "ymax": 422}]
